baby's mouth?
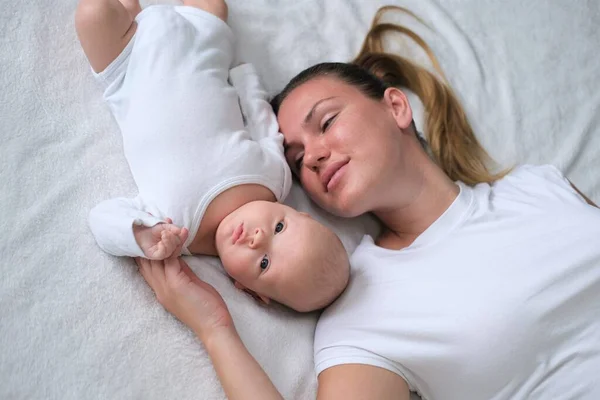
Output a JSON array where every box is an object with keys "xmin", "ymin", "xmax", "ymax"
[{"xmin": 232, "ymin": 223, "xmax": 244, "ymax": 244}]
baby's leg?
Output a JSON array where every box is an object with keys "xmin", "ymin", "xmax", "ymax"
[
  {"xmin": 75, "ymin": 0, "xmax": 141, "ymax": 72},
  {"xmin": 183, "ymin": 0, "xmax": 228, "ymax": 22}
]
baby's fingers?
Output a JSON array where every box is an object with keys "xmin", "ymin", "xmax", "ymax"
[
  {"xmin": 161, "ymin": 231, "xmax": 181, "ymax": 256},
  {"xmin": 179, "ymin": 228, "xmax": 189, "ymax": 245},
  {"xmin": 163, "ymin": 223, "xmax": 182, "ymax": 235},
  {"xmin": 149, "ymin": 242, "xmax": 167, "ymax": 260}
]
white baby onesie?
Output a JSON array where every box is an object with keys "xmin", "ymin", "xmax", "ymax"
[
  {"xmin": 315, "ymin": 165, "xmax": 600, "ymax": 400},
  {"xmin": 88, "ymin": 5, "xmax": 291, "ymax": 257}
]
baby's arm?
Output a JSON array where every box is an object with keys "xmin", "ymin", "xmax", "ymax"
[
  {"xmin": 229, "ymin": 64, "xmax": 292, "ymax": 201},
  {"xmin": 89, "ymin": 196, "xmax": 186, "ymax": 259},
  {"xmin": 229, "ymin": 64, "xmax": 280, "ymax": 143}
]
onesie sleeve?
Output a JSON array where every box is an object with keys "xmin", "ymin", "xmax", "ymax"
[
  {"xmin": 229, "ymin": 63, "xmax": 292, "ymax": 202},
  {"xmin": 229, "ymin": 63, "xmax": 281, "ymax": 143},
  {"xmin": 89, "ymin": 196, "xmax": 164, "ymax": 257}
]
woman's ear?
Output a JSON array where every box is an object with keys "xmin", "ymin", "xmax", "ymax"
[{"xmin": 383, "ymin": 87, "xmax": 413, "ymax": 130}]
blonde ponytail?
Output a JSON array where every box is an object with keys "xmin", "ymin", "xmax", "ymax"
[{"xmin": 354, "ymin": 6, "xmax": 505, "ymax": 184}]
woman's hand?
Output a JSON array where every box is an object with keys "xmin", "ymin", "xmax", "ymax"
[
  {"xmin": 133, "ymin": 218, "xmax": 188, "ymax": 260},
  {"xmin": 135, "ymin": 250, "xmax": 234, "ymax": 343},
  {"xmin": 137, "ymin": 249, "xmax": 284, "ymax": 400}
]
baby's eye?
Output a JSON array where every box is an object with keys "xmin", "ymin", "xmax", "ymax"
[
  {"xmin": 275, "ymin": 221, "xmax": 284, "ymax": 234},
  {"xmin": 260, "ymin": 255, "xmax": 269, "ymax": 270}
]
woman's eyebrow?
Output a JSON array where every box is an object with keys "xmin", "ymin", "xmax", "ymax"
[{"xmin": 303, "ymin": 96, "xmax": 338, "ymax": 126}]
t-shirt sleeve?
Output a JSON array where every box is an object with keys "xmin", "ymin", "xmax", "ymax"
[
  {"xmin": 502, "ymin": 164, "xmax": 588, "ymax": 206},
  {"xmin": 314, "ymin": 345, "xmax": 415, "ymax": 391}
]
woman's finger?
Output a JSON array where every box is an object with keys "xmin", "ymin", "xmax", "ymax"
[
  {"xmin": 150, "ymin": 258, "xmax": 167, "ymax": 283},
  {"xmin": 137, "ymin": 256, "xmax": 151, "ymax": 270},
  {"xmin": 138, "ymin": 258, "xmax": 155, "ymax": 288},
  {"xmin": 164, "ymin": 252, "xmax": 184, "ymax": 281},
  {"xmin": 179, "ymin": 258, "xmax": 197, "ymax": 280},
  {"xmin": 179, "ymin": 258, "xmax": 211, "ymax": 289}
]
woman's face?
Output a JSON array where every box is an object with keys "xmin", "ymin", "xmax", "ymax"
[{"xmin": 277, "ymin": 77, "xmax": 414, "ymax": 217}]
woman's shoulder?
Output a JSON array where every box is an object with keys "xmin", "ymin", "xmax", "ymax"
[
  {"xmin": 489, "ymin": 164, "xmax": 587, "ymax": 207},
  {"xmin": 496, "ymin": 164, "xmax": 567, "ymax": 186},
  {"xmin": 315, "ymin": 235, "xmax": 395, "ymax": 334}
]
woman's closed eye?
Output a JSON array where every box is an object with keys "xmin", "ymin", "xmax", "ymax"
[
  {"xmin": 321, "ymin": 114, "xmax": 338, "ymax": 132},
  {"xmin": 290, "ymin": 114, "xmax": 337, "ymax": 172}
]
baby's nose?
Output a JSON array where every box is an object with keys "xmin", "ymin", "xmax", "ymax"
[{"xmin": 248, "ymin": 228, "xmax": 265, "ymax": 249}]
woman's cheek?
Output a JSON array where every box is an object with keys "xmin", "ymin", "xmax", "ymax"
[{"xmin": 300, "ymin": 172, "xmax": 320, "ymax": 198}]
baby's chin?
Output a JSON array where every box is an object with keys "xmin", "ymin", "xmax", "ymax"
[{"xmin": 213, "ymin": 222, "xmax": 229, "ymax": 256}]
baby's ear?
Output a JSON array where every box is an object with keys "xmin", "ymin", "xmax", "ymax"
[
  {"xmin": 233, "ymin": 281, "xmax": 271, "ymax": 306},
  {"xmin": 257, "ymin": 294, "xmax": 271, "ymax": 305}
]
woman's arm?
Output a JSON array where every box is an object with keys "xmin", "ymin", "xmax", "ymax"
[
  {"xmin": 318, "ymin": 364, "xmax": 411, "ymax": 400},
  {"xmin": 138, "ymin": 254, "xmax": 410, "ymax": 399},
  {"xmin": 204, "ymin": 329, "xmax": 283, "ymax": 400},
  {"xmin": 136, "ymin": 254, "xmax": 283, "ymax": 400}
]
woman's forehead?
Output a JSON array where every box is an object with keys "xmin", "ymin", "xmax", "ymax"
[
  {"xmin": 287, "ymin": 77, "xmax": 354, "ymax": 103},
  {"xmin": 278, "ymin": 78, "xmax": 358, "ymax": 124}
]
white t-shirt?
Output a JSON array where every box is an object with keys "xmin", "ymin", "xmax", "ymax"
[
  {"xmin": 88, "ymin": 6, "xmax": 291, "ymax": 257},
  {"xmin": 315, "ymin": 165, "xmax": 600, "ymax": 400}
]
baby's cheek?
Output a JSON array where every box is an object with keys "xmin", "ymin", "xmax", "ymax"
[{"xmin": 221, "ymin": 255, "xmax": 246, "ymax": 280}]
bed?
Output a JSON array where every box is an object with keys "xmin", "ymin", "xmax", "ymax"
[{"xmin": 1, "ymin": 0, "xmax": 598, "ymax": 398}]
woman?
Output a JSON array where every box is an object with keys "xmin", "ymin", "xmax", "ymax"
[{"xmin": 136, "ymin": 4, "xmax": 600, "ymax": 400}]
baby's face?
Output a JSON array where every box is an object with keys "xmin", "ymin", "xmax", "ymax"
[{"xmin": 215, "ymin": 201, "xmax": 322, "ymax": 303}]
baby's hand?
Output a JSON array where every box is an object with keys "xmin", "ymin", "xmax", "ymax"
[{"xmin": 133, "ymin": 218, "xmax": 189, "ymax": 260}]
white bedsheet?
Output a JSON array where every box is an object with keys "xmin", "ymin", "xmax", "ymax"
[{"xmin": 1, "ymin": 0, "xmax": 598, "ymax": 399}]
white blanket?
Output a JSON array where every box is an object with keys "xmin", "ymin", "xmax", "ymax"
[{"xmin": 1, "ymin": 0, "xmax": 598, "ymax": 399}]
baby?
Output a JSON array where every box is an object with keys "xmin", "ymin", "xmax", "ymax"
[{"xmin": 78, "ymin": 0, "xmax": 349, "ymax": 312}]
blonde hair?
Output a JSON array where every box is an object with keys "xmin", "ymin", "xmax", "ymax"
[{"xmin": 272, "ymin": 5, "xmax": 508, "ymax": 185}]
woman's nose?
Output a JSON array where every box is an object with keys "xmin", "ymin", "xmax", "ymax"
[
  {"xmin": 303, "ymin": 142, "xmax": 330, "ymax": 172},
  {"xmin": 248, "ymin": 228, "xmax": 265, "ymax": 249}
]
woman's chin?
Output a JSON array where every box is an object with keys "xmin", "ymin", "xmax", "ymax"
[{"xmin": 324, "ymin": 187, "xmax": 364, "ymax": 218}]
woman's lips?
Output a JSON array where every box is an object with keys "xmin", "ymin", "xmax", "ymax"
[
  {"xmin": 326, "ymin": 163, "xmax": 348, "ymax": 192},
  {"xmin": 321, "ymin": 160, "xmax": 349, "ymax": 192},
  {"xmin": 232, "ymin": 223, "xmax": 244, "ymax": 244}
]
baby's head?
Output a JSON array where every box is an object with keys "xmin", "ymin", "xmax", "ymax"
[{"xmin": 215, "ymin": 201, "xmax": 349, "ymax": 312}]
